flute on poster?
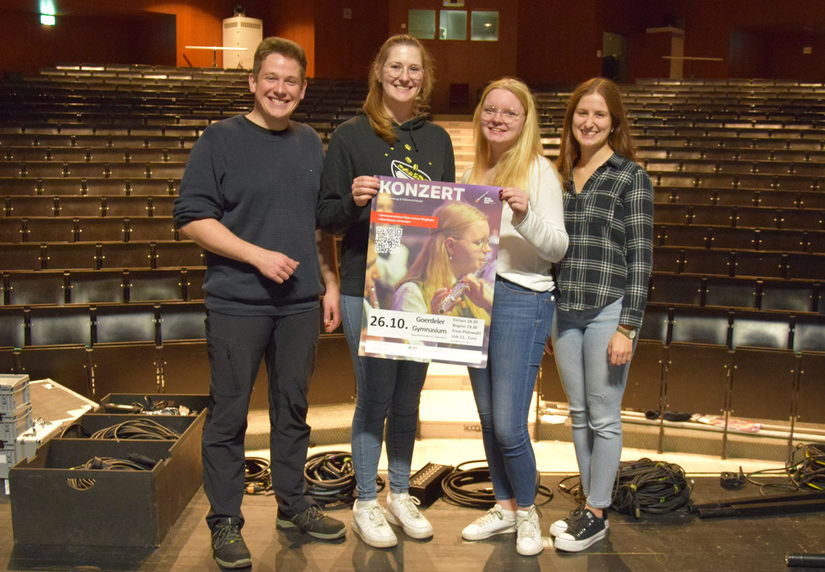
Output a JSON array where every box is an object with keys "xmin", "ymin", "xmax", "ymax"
[{"xmin": 357, "ymin": 175, "xmax": 503, "ymax": 368}]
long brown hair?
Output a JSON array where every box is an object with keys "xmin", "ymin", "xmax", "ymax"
[
  {"xmin": 556, "ymin": 77, "xmax": 635, "ymax": 183},
  {"xmin": 362, "ymin": 35, "xmax": 434, "ymax": 145}
]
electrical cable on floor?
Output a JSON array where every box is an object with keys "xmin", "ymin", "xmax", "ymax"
[
  {"xmin": 244, "ymin": 450, "xmax": 386, "ymax": 503},
  {"xmin": 740, "ymin": 442, "xmax": 825, "ymax": 494},
  {"xmin": 440, "ymin": 460, "xmax": 553, "ymax": 509},
  {"xmin": 610, "ymin": 458, "xmax": 692, "ymax": 518},
  {"xmin": 244, "ymin": 456, "xmax": 272, "ymax": 495}
]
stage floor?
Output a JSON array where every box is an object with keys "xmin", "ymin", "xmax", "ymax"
[{"xmin": 1, "ymin": 470, "xmax": 823, "ymax": 571}]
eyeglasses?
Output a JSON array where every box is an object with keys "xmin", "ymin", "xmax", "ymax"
[
  {"xmin": 481, "ymin": 106, "xmax": 522, "ymax": 123},
  {"xmin": 384, "ymin": 62, "xmax": 424, "ymax": 80},
  {"xmin": 458, "ymin": 236, "xmax": 491, "ymax": 249}
]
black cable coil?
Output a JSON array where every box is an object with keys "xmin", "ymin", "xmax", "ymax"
[
  {"xmin": 304, "ymin": 450, "xmax": 384, "ymax": 506},
  {"xmin": 244, "ymin": 456, "xmax": 272, "ymax": 495},
  {"xmin": 441, "ymin": 460, "xmax": 553, "ymax": 509},
  {"xmin": 243, "ymin": 450, "xmax": 385, "ymax": 503},
  {"xmin": 610, "ymin": 458, "xmax": 693, "ymax": 518}
]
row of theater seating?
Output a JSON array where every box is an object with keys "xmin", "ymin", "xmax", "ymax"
[
  {"xmin": 0, "ymin": 300, "xmax": 205, "ymax": 348},
  {"xmin": 656, "ymin": 188, "xmax": 825, "ymax": 209},
  {"xmin": 3, "ymin": 195, "xmax": 173, "ymax": 217},
  {"xmin": 654, "ymin": 246, "xmax": 825, "ymax": 280},
  {"xmin": 648, "ymin": 271, "xmax": 822, "ymax": 314},
  {"xmin": 3, "ymin": 240, "xmax": 203, "ymax": 271},
  {"xmin": 2, "ymin": 267, "xmax": 203, "ymax": 306},
  {"xmin": 655, "ymin": 203, "xmax": 824, "ymax": 228},
  {"xmin": 655, "ymin": 223, "xmax": 825, "ymax": 253},
  {"xmin": 0, "ymin": 216, "xmax": 177, "ymax": 242}
]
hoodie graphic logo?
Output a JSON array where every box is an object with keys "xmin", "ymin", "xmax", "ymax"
[{"xmin": 390, "ymin": 159, "xmax": 431, "ymax": 181}]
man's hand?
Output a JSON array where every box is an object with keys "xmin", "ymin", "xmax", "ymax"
[{"xmin": 250, "ymin": 249, "xmax": 299, "ymax": 284}]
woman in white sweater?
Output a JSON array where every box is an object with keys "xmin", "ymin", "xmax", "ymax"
[{"xmin": 459, "ymin": 77, "xmax": 569, "ymax": 557}]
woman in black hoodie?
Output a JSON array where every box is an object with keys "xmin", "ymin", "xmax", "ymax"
[{"xmin": 318, "ymin": 34, "xmax": 455, "ymax": 548}]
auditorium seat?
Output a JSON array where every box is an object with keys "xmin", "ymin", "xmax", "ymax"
[
  {"xmin": 658, "ymin": 224, "xmax": 709, "ymax": 248},
  {"xmin": 760, "ymin": 279, "xmax": 819, "ymax": 313},
  {"xmin": 23, "ymin": 217, "xmax": 77, "ymax": 242},
  {"xmin": 731, "ymin": 311, "xmax": 792, "ymax": 350},
  {"xmin": 100, "ymin": 196, "xmax": 150, "ymax": 217},
  {"xmin": 42, "ymin": 242, "xmax": 98, "ymax": 270},
  {"xmin": 157, "ymin": 301, "xmax": 206, "ymax": 343},
  {"xmin": 704, "ymin": 276, "xmax": 758, "ymax": 310},
  {"xmin": 648, "ymin": 272, "xmax": 704, "ymax": 306},
  {"xmin": 753, "ymin": 228, "xmax": 807, "ymax": 252},
  {"xmin": 664, "ymin": 307, "xmax": 734, "ymax": 420},
  {"xmin": 4, "ymin": 270, "xmax": 68, "ymax": 306},
  {"xmin": 182, "ymin": 267, "xmax": 206, "ymax": 301},
  {"xmin": 97, "ymin": 241, "xmax": 153, "ymax": 269},
  {"xmin": 125, "ymin": 217, "xmax": 176, "ymax": 241},
  {"xmin": 28, "ymin": 305, "xmax": 93, "ymax": 347},
  {"xmin": 67, "ymin": 269, "xmax": 126, "ymax": 304},
  {"xmin": 126, "ymin": 268, "xmax": 184, "ymax": 302},
  {"xmin": 153, "ymin": 241, "xmax": 204, "ymax": 268},
  {"xmin": 732, "ymin": 250, "xmax": 787, "ymax": 278},
  {"xmin": 92, "ymin": 303, "xmax": 158, "ymax": 344},
  {"xmin": 708, "ymin": 227, "xmax": 756, "ymax": 250},
  {"xmin": 681, "ymin": 248, "xmax": 733, "ymax": 276},
  {"xmin": 785, "ymin": 253, "xmax": 825, "ymax": 280},
  {"xmin": 792, "ymin": 315, "xmax": 825, "ymax": 353},
  {"xmin": 58, "ymin": 196, "xmax": 105, "ymax": 217},
  {"xmin": 5, "ymin": 196, "xmax": 58, "ymax": 217},
  {"xmin": 0, "ymin": 306, "xmax": 26, "ymax": 348}
]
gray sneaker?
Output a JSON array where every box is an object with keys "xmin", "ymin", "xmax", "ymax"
[{"xmin": 211, "ymin": 517, "xmax": 251, "ymax": 569}]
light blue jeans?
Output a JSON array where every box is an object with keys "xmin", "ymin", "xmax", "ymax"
[
  {"xmin": 341, "ymin": 294, "xmax": 428, "ymax": 500},
  {"xmin": 551, "ymin": 298, "xmax": 632, "ymax": 509},
  {"xmin": 468, "ymin": 278, "xmax": 555, "ymax": 508}
]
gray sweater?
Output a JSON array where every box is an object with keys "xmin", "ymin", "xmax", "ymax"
[{"xmin": 174, "ymin": 115, "xmax": 324, "ymax": 315}]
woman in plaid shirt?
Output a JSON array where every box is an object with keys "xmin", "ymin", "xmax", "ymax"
[{"xmin": 549, "ymin": 77, "xmax": 654, "ymax": 552}]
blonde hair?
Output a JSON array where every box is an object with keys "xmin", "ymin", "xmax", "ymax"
[
  {"xmin": 556, "ymin": 77, "xmax": 636, "ymax": 184},
  {"xmin": 362, "ymin": 35, "xmax": 434, "ymax": 145},
  {"xmin": 398, "ymin": 202, "xmax": 489, "ymax": 320},
  {"xmin": 466, "ymin": 77, "xmax": 546, "ymax": 190}
]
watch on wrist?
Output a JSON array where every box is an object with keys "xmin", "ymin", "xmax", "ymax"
[{"xmin": 617, "ymin": 325, "xmax": 636, "ymax": 340}]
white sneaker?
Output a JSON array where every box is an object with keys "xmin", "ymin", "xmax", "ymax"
[
  {"xmin": 385, "ymin": 492, "xmax": 434, "ymax": 539},
  {"xmin": 516, "ymin": 506, "xmax": 544, "ymax": 556},
  {"xmin": 461, "ymin": 504, "xmax": 516, "ymax": 541},
  {"xmin": 352, "ymin": 499, "xmax": 397, "ymax": 548}
]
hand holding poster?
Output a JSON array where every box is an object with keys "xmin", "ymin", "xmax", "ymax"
[{"xmin": 358, "ymin": 176, "xmax": 503, "ymax": 367}]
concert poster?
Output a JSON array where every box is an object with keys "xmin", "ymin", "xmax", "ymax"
[{"xmin": 357, "ymin": 175, "xmax": 503, "ymax": 368}]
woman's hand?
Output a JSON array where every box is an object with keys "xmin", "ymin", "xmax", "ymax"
[
  {"xmin": 352, "ymin": 175, "xmax": 380, "ymax": 207},
  {"xmin": 462, "ymin": 275, "xmax": 493, "ymax": 311},
  {"xmin": 500, "ymin": 186, "xmax": 529, "ymax": 224},
  {"xmin": 607, "ymin": 332, "xmax": 634, "ymax": 366},
  {"xmin": 430, "ymin": 287, "xmax": 451, "ymax": 314}
]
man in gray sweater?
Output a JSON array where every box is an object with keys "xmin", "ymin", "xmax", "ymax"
[{"xmin": 173, "ymin": 37, "xmax": 344, "ymax": 569}]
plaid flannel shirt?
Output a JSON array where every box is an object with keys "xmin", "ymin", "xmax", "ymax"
[{"xmin": 554, "ymin": 152, "xmax": 654, "ymax": 328}]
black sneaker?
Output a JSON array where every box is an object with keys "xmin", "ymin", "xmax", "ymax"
[
  {"xmin": 553, "ymin": 508, "xmax": 607, "ymax": 552},
  {"xmin": 276, "ymin": 504, "xmax": 346, "ymax": 540},
  {"xmin": 549, "ymin": 506, "xmax": 609, "ymax": 537},
  {"xmin": 211, "ymin": 517, "xmax": 251, "ymax": 569}
]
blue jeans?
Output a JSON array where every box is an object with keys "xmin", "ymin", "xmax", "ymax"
[
  {"xmin": 341, "ymin": 294, "xmax": 429, "ymax": 500},
  {"xmin": 550, "ymin": 298, "xmax": 631, "ymax": 509},
  {"xmin": 467, "ymin": 278, "xmax": 554, "ymax": 508}
]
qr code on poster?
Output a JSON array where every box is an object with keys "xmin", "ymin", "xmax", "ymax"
[{"xmin": 375, "ymin": 225, "xmax": 403, "ymax": 254}]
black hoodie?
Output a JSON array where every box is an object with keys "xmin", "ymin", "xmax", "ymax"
[{"xmin": 318, "ymin": 114, "xmax": 456, "ymax": 296}]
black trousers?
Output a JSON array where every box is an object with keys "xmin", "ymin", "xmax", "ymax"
[{"xmin": 202, "ymin": 307, "xmax": 319, "ymax": 530}]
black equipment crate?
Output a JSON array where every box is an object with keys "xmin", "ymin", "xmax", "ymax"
[
  {"xmin": 98, "ymin": 393, "xmax": 209, "ymax": 416},
  {"xmin": 9, "ymin": 409, "xmax": 205, "ymax": 547}
]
